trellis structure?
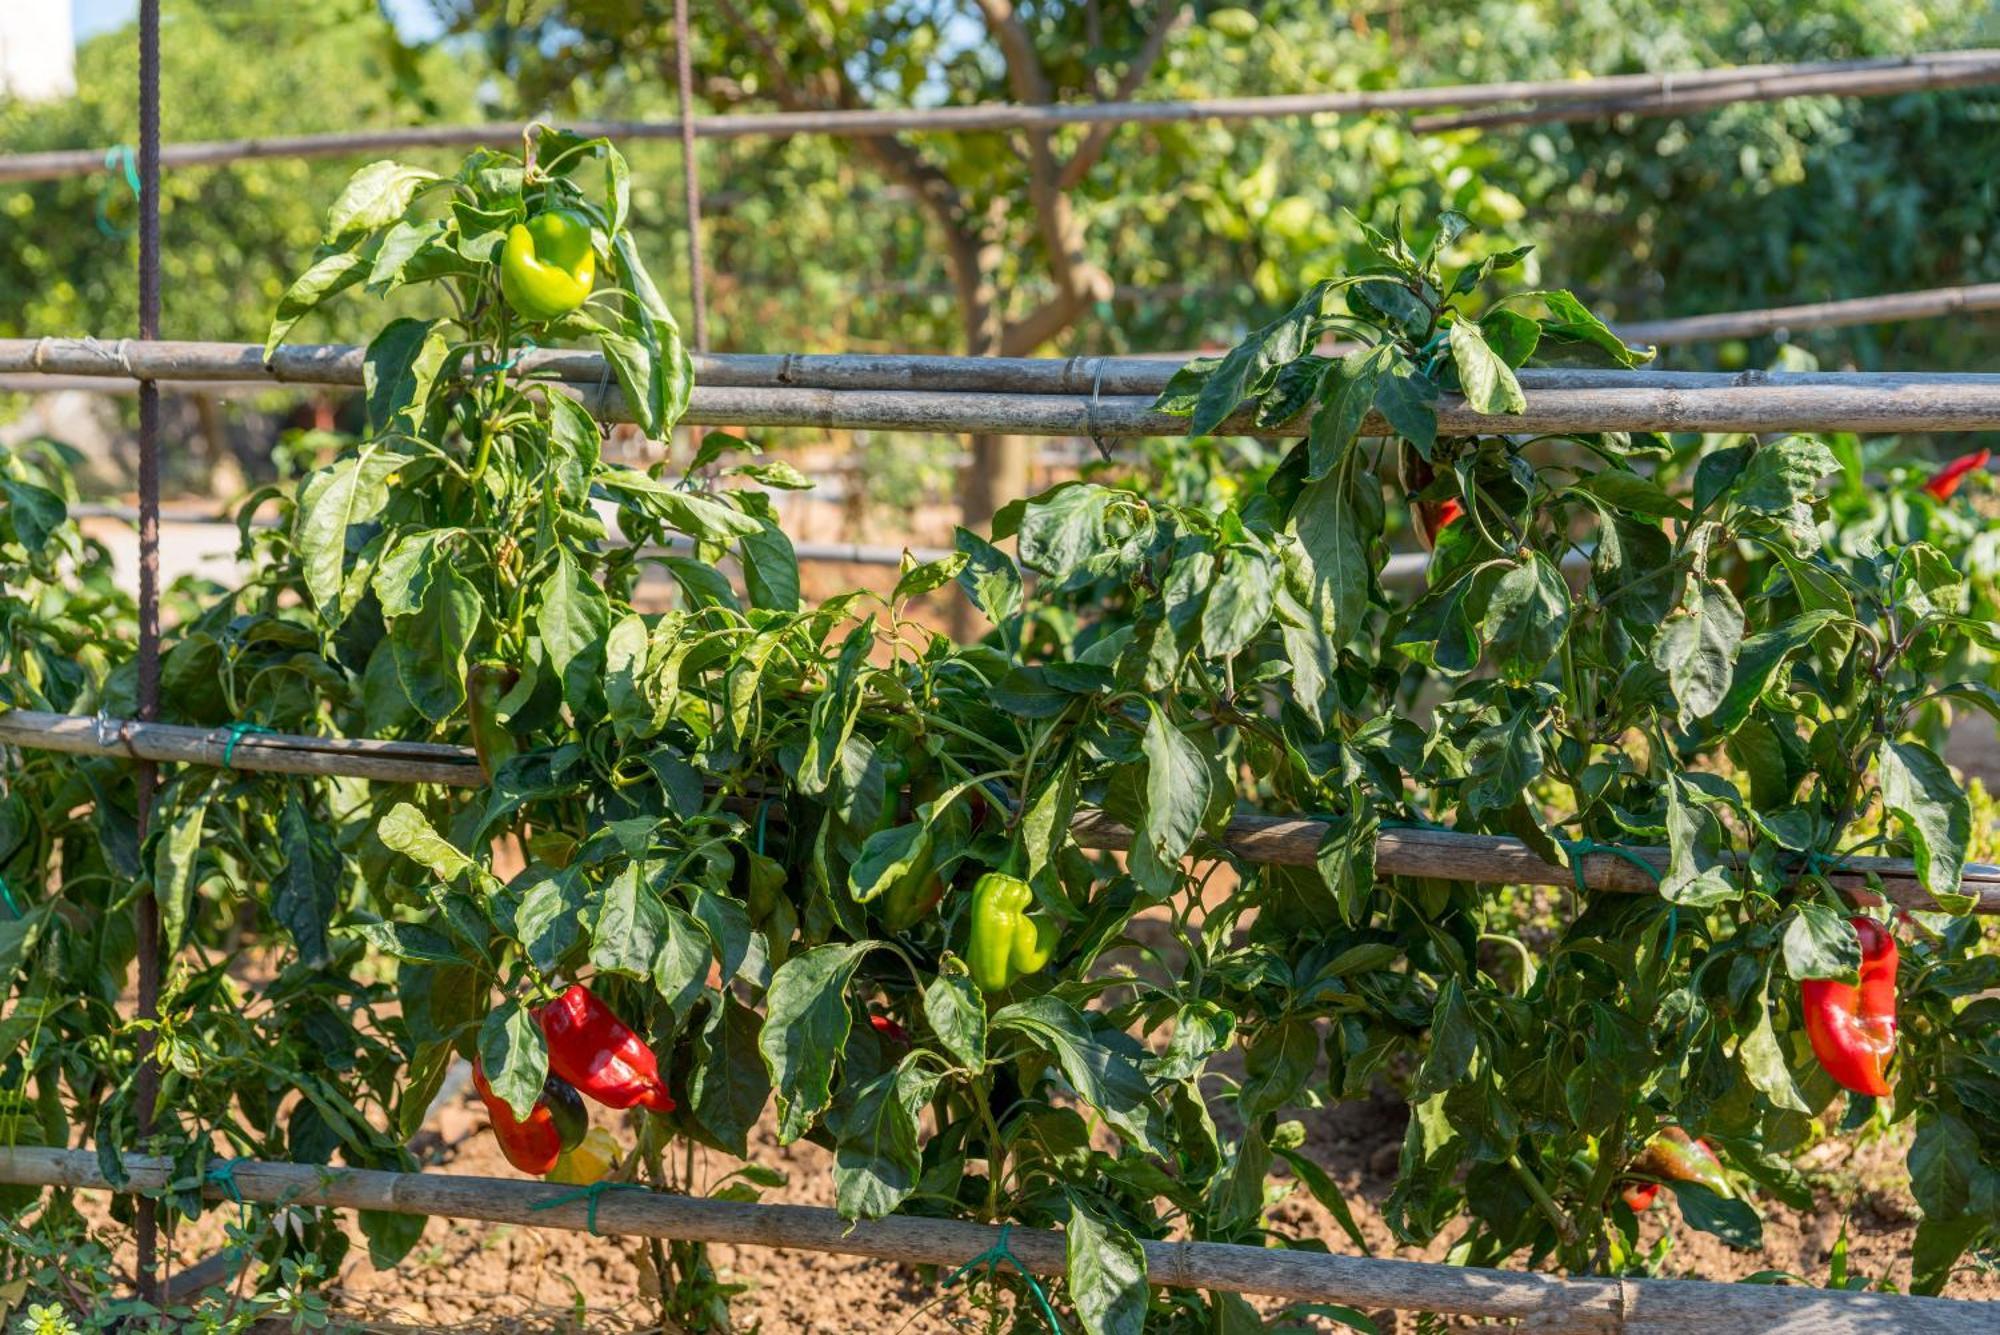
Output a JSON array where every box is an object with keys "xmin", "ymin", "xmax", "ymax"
[{"xmin": 5, "ymin": 11, "xmax": 2000, "ymax": 1330}]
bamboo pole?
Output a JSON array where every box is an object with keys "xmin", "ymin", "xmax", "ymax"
[
  {"xmin": 0, "ymin": 709, "xmax": 479, "ymax": 786},
  {"xmin": 1411, "ymin": 56, "xmax": 2000, "ymax": 132},
  {"xmin": 1615, "ymin": 283, "xmax": 2000, "ymax": 345},
  {"xmin": 0, "ymin": 1149, "xmax": 1987, "ymax": 1332},
  {"xmin": 6, "ymin": 340, "xmax": 2000, "ymax": 436},
  {"xmin": 3, "ymin": 708, "xmax": 1993, "ymax": 911},
  {"xmin": 0, "ymin": 52, "xmax": 1993, "ymax": 185}
]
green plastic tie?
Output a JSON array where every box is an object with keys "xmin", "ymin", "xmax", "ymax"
[
  {"xmin": 471, "ymin": 336, "xmax": 538, "ymax": 378},
  {"xmin": 95, "ymin": 145, "xmax": 140, "ymax": 239},
  {"xmin": 0, "ymin": 875, "xmax": 18, "ymax": 920},
  {"xmin": 529, "ymin": 1180, "xmax": 649, "ymax": 1236},
  {"xmin": 1563, "ymin": 836, "xmax": 1676, "ymax": 958},
  {"xmin": 220, "ymin": 721, "xmax": 276, "ymax": 769},
  {"xmin": 942, "ymin": 1224, "xmax": 1063, "ymax": 1331},
  {"xmin": 205, "ymin": 1156, "xmax": 251, "ymax": 1231}
]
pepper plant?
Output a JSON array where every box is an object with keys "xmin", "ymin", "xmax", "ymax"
[{"xmin": 4, "ymin": 149, "xmax": 2000, "ymax": 1334}]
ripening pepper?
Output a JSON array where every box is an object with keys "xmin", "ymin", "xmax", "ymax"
[
  {"xmin": 1923, "ymin": 448, "xmax": 1990, "ymax": 501},
  {"xmin": 1624, "ymin": 1127, "xmax": 1729, "ymax": 1209},
  {"xmin": 535, "ymin": 983, "xmax": 677, "ymax": 1113},
  {"xmin": 472, "ymin": 1058, "xmax": 564, "ymax": 1176},
  {"xmin": 1802, "ymin": 916, "xmax": 1899, "ymax": 1097},
  {"xmin": 547, "ymin": 1126, "xmax": 620, "ymax": 1186},
  {"xmin": 967, "ymin": 872, "xmax": 1057, "ymax": 994},
  {"xmin": 465, "ymin": 660, "xmax": 520, "ymax": 780},
  {"xmin": 500, "ymin": 209, "xmax": 596, "ymax": 322}
]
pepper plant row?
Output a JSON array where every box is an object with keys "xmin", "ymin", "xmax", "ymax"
[{"xmin": 2, "ymin": 133, "xmax": 2000, "ymax": 1329}]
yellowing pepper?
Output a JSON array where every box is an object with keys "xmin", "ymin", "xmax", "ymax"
[{"xmin": 546, "ymin": 1126, "xmax": 620, "ymax": 1186}]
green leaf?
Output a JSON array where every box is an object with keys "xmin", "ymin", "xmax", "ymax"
[
  {"xmin": 1479, "ymin": 308, "xmax": 1542, "ymax": 367},
  {"xmin": 689, "ymin": 993, "xmax": 771, "ymax": 1158},
  {"xmin": 1372, "ymin": 349, "xmax": 1438, "ymax": 454},
  {"xmin": 1412, "ymin": 979, "xmax": 1477, "ymax": 1099},
  {"xmin": 153, "ymin": 783, "xmax": 212, "ymax": 956},
  {"xmin": 1290, "ymin": 471, "xmax": 1370, "ymax": 640},
  {"xmin": 293, "ymin": 444, "xmax": 411, "ymax": 623},
  {"xmin": 590, "ymin": 862, "xmax": 668, "ymax": 978},
  {"xmin": 537, "ymin": 551, "xmax": 611, "ymax": 715},
  {"xmin": 923, "ymin": 968, "xmax": 987, "ymax": 1070},
  {"xmin": 1738, "ymin": 995, "xmax": 1811, "ymax": 1113},
  {"xmin": 991, "ymin": 995, "xmax": 1162, "ymax": 1153},
  {"xmin": 1065, "ymin": 1198, "xmax": 1149, "ymax": 1335},
  {"xmin": 1653, "ymin": 577, "xmax": 1744, "ymax": 726},
  {"xmin": 759, "ymin": 942, "xmax": 871, "ymax": 1144},
  {"xmin": 829, "ymin": 1059, "xmax": 939, "ymax": 1220},
  {"xmin": 1308, "ymin": 346, "xmax": 1388, "ymax": 479},
  {"xmin": 1184, "ymin": 280, "xmax": 1330, "ymax": 434},
  {"xmin": 1660, "ymin": 775, "xmax": 1738, "ymax": 907},
  {"xmin": 850, "ymin": 821, "xmax": 931, "ymax": 905},
  {"xmin": 0, "ymin": 480, "xmax": 65, "ymax": 557},
  {"xmin": 392, "ymin": 558, "xmax": 481, "ymax": 722},
  {"xmin": 1200, "ymin": 547, "xmax": 1276, "ymax": 659},
  {"xmin": 377, "ymin": 802, "xmax": 480, "ymax": 886},
  {"xmin": 1531, "ymin": 290, "xmax": 1650, "ymax": 368},
  {"xmin": 478, "ymin": 997, "xmax": 548, "ymax": 1121},
  {"xmin": 597, "ymin": 468, "xmax": 763, "ymax": 540},
  {"xmin": 954, "ymin": 527, "xmax": 1022, "ymax": 634},
  {"xmin": 324, "ymin": 161, "xmax": 441, "ymax": 242},
  {"xmin": 892, "ymin": 551, "xmax": 967, "ymax": 605},
  {"xmin": 274, "ymin": 788, "xmax": 339, "ymax": 966},
  {"xmin": 363, "ymin": 318, "xmax": 448, "ymax": 437},
  {"xmin": 1878, "ymin": 740, "xmax": 1971, "ymax": 910},
  {"xmin": 1782, "ymin": 903, "xmax": 1862, "ymax": 982},
  {"xmin": 1667, "ymin": 1181, "xmax": 1763, "ymax": 1249},
  {"xmin": 1449, "ymin": 319, "xmax": 1527, "ymax": 415},
  {"xmin": 266, "ymin": 249, "xmax": 368, "ymax": 355},
  {"xmin": 1481, "ymin": 555, "xmax": 1569, "ymax": 683},
  {"xmin": 741, "ymin": 519, "xmax": 801, "ymax": 613},
  {"xmin": 1239, "ymin": 1017, "xmax": 1318, "ymax": 1117},
  {"xmin": 1270, "ymin": 1140, "xmax": 1371, "ymax": 1255},
  {"xmin": 1137, "ymin": 701, "xmax": 1212, "ymax": 868}
]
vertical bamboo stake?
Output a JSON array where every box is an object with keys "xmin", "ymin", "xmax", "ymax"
[{"xmin": 133, "ymin": 0, "xmax": 165, "ymax": 1306}]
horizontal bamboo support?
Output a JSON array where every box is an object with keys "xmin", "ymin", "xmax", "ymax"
[
  {"xmin": 6, "ymin": 340, "xmax": 2000, "ymax": 436},
  {"xmin": 0, "ymin": 53, "xmax": 1992, "ymax": 184},
  {"xmin": 1616, "ymin": 283, "xmax": 2000, "ymax": 345},
  {"xmin": 3, "ymin": 708, "xmax": 1992, "ymax": 911},
  {"xmin": 0, "ymin": 708, "xmax": 479, "ymax": 786},
  {"xmin": 1411, "ymin": 56, "xmax": 2000, "ymax": 132},
  {"xmin": 0, "ymin": 1149, "xmax": 1987, "ymax": 1332}
]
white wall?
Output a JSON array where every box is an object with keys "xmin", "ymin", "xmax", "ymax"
[{"xmin": 0, "ymin": 1, "xmax": 77, "ymax": 102}]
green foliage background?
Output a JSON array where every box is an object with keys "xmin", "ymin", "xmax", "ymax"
[{"xmin": 3, "ymin": 0, "xmax": 1998, "ymax": 372}]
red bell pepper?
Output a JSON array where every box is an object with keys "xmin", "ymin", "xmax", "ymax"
[
  {"xmin": 535, "ymin": 982, "xmax": 676, "ymax": 1113},
  {"xmin": 1922, "ymin": 448, "xmax": 1989, "ymax": 501},
  {"xmin": 1802, "ymin": 916, "xmax": 1898, "ymax": 1097},
  {"xmin": 1414, "ymin": 498, "xmax": 1464, "ymax": 550},
  {"xmin": 472, "ymin": 1058, "xmax": 563, "ymax": 1175},
  {"xmin": 1620, "ymin": 1181, "xmax": 1660, "ymax": 1212},
  {"xmin": 869, "ymin": 1013, "xmax": 910, "ymax": 1046}
]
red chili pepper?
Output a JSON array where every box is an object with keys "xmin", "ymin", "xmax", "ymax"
[
  {"xmin": 472, "ymin": 1058, "xmax": 563, "ymax": 1175},
  {"xmin": 869, "ymin": 1013, "xmax": 910, "ymax": 1046},
  {"xmin": 535, "ymin": 983, "xmax": 676, "ymax": 1114},
  {"xmin": 1922, "ymin": 448, "xmax": 1990, "ymax": 501},
  {"xmin": 1802, "ymin": 916, "xmax": 1898, "ymax": 1097}
]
